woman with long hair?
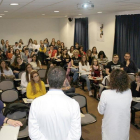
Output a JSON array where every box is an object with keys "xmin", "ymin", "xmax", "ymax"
[
  {"xmin": 0, "ymin": 60, "xmax": 15, "ymax": 81},
  {"xmin": 79, "ymin": 55, "xmax": 92, "ymax": 96},
  {"xmin": 91, "ymin": 46, "xmax": 98, "ymax": 58},
  {"xmin": 43, "ymin": 38, "xmax": 49, "ymax": 47},
  {"xmin": 61, "ymin": 42, "xmax": 65, "ymax": 50},
  {"xmin": 68, "ymin": 46, "xmax": 74, "ymax": 58},
  {"xmin": 97, "ymin": 51, "xmax": 108, "ymax": 66},
  {"xmin": 0, "ymin": 39, "xmax": 5, "ymax": 50},
  {"xmin": 19, "ymin": 39, "xmax": 24, "ymax": 45},
  {"xmin": 61, "ymin": 49, "xmax": 70, "ymax": 69},
  {"xmin": 7, "ymin": 47, "xmax": 14, "ymax": 59},
  {"xmin": 98, "ymin": 69, "xmax": 132, "ymax": 140},
  {"xmin": 10, "ymin": 49, "xmax": 21, "ymax": 64},
  {"xmin": 78, "ymin": 46, "xmax": 86, "ymax": 58},
  {"xmin": 56, "ymin": 47, "xmax": 62, "ymax": 59},
  {"xmin": 86, "ymin": 50, "xmax": 92, "ymax": 65},
  {"xmin": 21, "ymin": 63, "xmax": 33, "ymax": 94},
  {"xmin": 11, "ymin": 56, "xmax": 26, "ymax": 78},
  {"xmin": 26, "ymin": 70, "xmax": 46, "ymax": 99},
  {"xmin": 30, "ymin": 54, "xmax": 42, "ymax": 69}
]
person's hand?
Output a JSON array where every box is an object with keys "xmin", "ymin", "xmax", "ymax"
[
  {"xmin": 82, "ymin": 69, "xmax": 87, "ymax": 71},
  {"xmin": 126, "ymin": 60, "xmax": 130, "ymax": 66},
  {"xmin": 7, "ymin": 119, "xmax": 23, "ymax": 127},
  {"xmin": 2, "ymin": 73, "xmax": 6, "ymax": 77}
]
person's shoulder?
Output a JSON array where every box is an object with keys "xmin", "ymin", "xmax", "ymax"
[{"xmin": 41, "ymin": 81, "xmax": 45, "ymax": 85}]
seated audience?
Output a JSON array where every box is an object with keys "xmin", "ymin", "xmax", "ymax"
[
  {"xmin": 56, "ymin": 40, "xmax": 61, "ymax": 49},
  {"xmin": 0, "ymin": 39, "xmax": 5, "ymax": 50},
  {"xmin": 26, "ymin": 70, "xmax": 46, "ymax": 99},
  {"xmin": 56, "ymin": 47, "xmax": 62, "ymax": 59},
  {"xmin": 79, "ymin": 55, "xmax": 92, "ymax": 96},
  {"xmin": 51, "ymin": 38, "xmax": 56, "ymax": 46},
  {"xmin": 106, "ymin": 54, "xmax": 123, "ymax": 75},
  {"xmin": 0, "ymin": 50, "xmax": 6, "ymax": 60},
  {"xmin": 28, "ymin": 38, "xmax": 34, "ymax": 51},
  {"xmin": 75, "ymin": 42, "xmax": 79, "ymax": 50},
  {"xmin": 78, "ymin": 46, "xmax": 86, "ymax": 58},
  {"xmin": 91, "ymin": 58, "xmax": 101, "ymax": 77},
  {"xmin": 86, "ymin": 50, "xmax": 92, "ymax": 65},
  {"xmin": 7, "ymin": 47, "xmax": 14, "ymax": 59},
  {"xmin": 61, "ymin": 49, "xmax": 70, "ymax": 69},
  {"xmin": 91, "ymin": 46, "xmax": 98, "ymax": 58},
  {"xmin": 13, "ymin": 42, "xmax": 19, "ymax": 51},
  {"xmin": 61, "ymin": 42, "xmax": 65, "ymax": 50},
  {"xmin": 68, "ymin": 46, "xmax": 74, "ymax": 58},
  {"xmin": 98, "ymin": 69, "xmax": 132, "ymax": 140},
  {"xmin": 43, "ymin": 38, "xmax": 49, "ymax": 47},
  {"xmin": 21, "ymin": 64, "xmax": 33, "ymax": 94},
  {"xmin": 0, "ymin": 100, "xmax": 22, "ymax": 127},
  {"xmin": 97, "ymin": 51, "xmax": 108, "ymax": 67},
  {"xmin": 30, "ymin": 54, "xmax": 42, "ymax": 69},
  {"xmin": 22, "ymin": 48, "xmax": 30, "ymax": 63},
  {"xmin": 131, "ymin": 72, "xmax": 140, "ymax": 97},
  {"xmin": 11, "ymin": 56, "xmax": 26, "ymax": 78},
  {"xmin": 49, "ymin": 45, "xmax": 57, "ymax": 59},
  {"xmin": 38, "ymin": 43, "xmax": 46, "ymax": 65},
  {"xmin": 123, "ymin": 52, "xmax": 137, "ymax": 73},
  {"xmin": 71, "ymin": 50, "xmax": 80, "ymax": 85},
  {"xmin": 29, "ymin": 66, "xmax": 81, "ymax": 140},
  {"xmin": 0, "ymin": 60, "xmax": 15, "ymax": 81},
  {"xmin": 11, "ymin": 49, "xmax": 21, "ymax": 64}
]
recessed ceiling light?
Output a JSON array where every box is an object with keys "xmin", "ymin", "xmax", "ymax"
[
  {"xmin": 4, "ymin": 11, "xmax": 8, "ymax": 12},
  {"xmin": 0, "ymin": 16, "xmax": 2, "ymax": 18},
  {"xmin": 97, "ymin": 12, "xmax": 102, "ymax": 13},
  {"xmin": 54, "ymin": 11, "xmax": 59, "ymax": 13},
  {"xmin": 84, "ymin": 4, "xmax": 88, "ymax": 8},
  {"xmin": 0, "ymin": 14, "xmax": 5, "ymax": 15},
  {"xmin": 10, "ymin": 3, "xmax": 19, "ymax": 6},
  {"xmin": 79, "ymin": 14, "xmax": 82, "ymax": 15},
  {"xmin": 42, "ymin": 14, "xmax": 45, "ymax": 15}
]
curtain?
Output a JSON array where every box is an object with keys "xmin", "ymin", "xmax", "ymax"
[
  {"xmin": 74, "ymin": 17, "xmax": 88, "ymax": 52},
  {"xmin": 114, "ymin": 14, "xmax": 140, "ymax": 68}
]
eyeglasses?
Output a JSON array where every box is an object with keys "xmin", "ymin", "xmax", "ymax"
[{"xmin": 33, "ymin": 75, "xmax": 39, "ymax": 78}]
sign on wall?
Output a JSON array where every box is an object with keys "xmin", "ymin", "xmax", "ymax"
[{"xmin": 97, "ymin": 23, "xmax": 104, "ymax": 42}]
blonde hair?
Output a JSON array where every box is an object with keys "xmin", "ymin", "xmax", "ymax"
[
  {"xmin": 30, "ymin": 70, "xmax": 42, "ymax": 94},
  {"xmin": 73, "ymin": 50, "xmax": 79, "ymax": 56}
]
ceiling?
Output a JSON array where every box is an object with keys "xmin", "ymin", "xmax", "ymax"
[{"xmin": 0, "ymin": 0, "xmax": 140, "ymax": 19}]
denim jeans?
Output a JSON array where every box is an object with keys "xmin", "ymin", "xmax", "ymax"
[
  {"xmin": 71, "ymin": 68, "xmax": 79, "ymax": 82},
  {"xmin": 81, "ymin": 75, "xmax": 91, "ymax": 91}
]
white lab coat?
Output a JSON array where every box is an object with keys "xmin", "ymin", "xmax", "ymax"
[
  {"xmin": 98, "ymin": 89, "xmax": 132, "ymax": 140},
  {"xmin": 29, "ymin": 89, "xmax": 81, "ymax": 140}
]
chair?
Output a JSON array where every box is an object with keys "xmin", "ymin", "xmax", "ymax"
[
  {"xmin": 18, "ymin": 71, "xmax": 25, "ymax": 79},
  {"xmin": 128, "ymin": 73, "xmax": 135, "ymax": 83},
  {"xmin": 0, "ymin": 80, "xmax": 14, "ymax": 91},
  {"xmin": 0, "ymin": 89, "xmax": 18, "ymax": 103},
  {"xmin": 72, "ymin": 95, "xmax": 96, "ymax": 126},
  {"xmin": 5, "ymin": 105, "xmax": 29, "ymax": 139},
  {"xmin": 38, "ymin": 69, "xmax": 46, "ymax": 82}
]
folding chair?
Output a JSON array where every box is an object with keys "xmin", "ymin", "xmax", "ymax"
[
  {"xmin": 0, "ymin": 80, "xmax": 14, "ymax": 91},
  {"xmin": 72, "ymin": 95, "xmax": 96, "ymax": 126},
  {"xmin": 128, "ymin": 73, "xmax": 135, "ymax": 83},
  {"xmin": 38, "ymin": 69, "xmax": 46, "ymax": 82}
]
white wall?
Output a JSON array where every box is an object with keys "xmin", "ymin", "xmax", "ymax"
[
  {"xmin": 0, "ymin": 19, "xmax": 60, "ymax": 45},
  {"xmin": 59, "ymin": 13, "xmax": 116, "ymax": 61}
]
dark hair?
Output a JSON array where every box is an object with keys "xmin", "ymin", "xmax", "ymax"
[
  {"xmin": 62, "ymin": 49, "xmax": 69, "ymax": 59},
  {"xmin": 91, "ymin": 58, "xmax": 100, "ymax": 71},
  {"xmin": 47, "ymin": 66, "xmax": 66, "ymax": 88},
  {"xmin": 98, "ymin": 51, "xmax": 106, "ymax": 58},
  {"xmin": 135, "ymin": 72, "xmax": 140, "ymax": 77},
  {"xmin": 12, "ymin": 56, "xmax": 22, "ymax": 68},
  {"xmin": 113, "ymin": 54, "xmax": 119, "ymax": 57},
  {"xmin": 15, "ymin": 49, "xmax": 20, "ymax": 56},
  {"xmin": 31, "ymin": 54, "xmax": 40, "ymax": 67},
  {"xmin": 25, "ymin": 63, "xmax": 33, "ymax": 82},
  {"xmin": 57, "ymin": 47, "xmax": 62, "ymax": 56},
  {"xmin": 125, "ymin": 52, "xmax": 130, "ymax": 56},
  {"xmin": 92, "ymin": 47, "xmax": 97, "ymax": 54},
  {"xmin": 81, "ymin": 55, "xmax": 87, "ymax": 66},
  {"xmin": 0, "ymin": 60, "xmax": 9, "ymax": 72},
  {"xmin": 70, "ymin": 46, "xmax": 74, "ymax": 53},
  {"xmin": 110, "ymin": 69, "xmax": 129, "ymax": 93},
  {"xmin": 28, "ymin": 38, "xmax": 33, "ymax": 45},
  {"xmin": 15, "ymin": 42, "xmax": 18, "ymax": 44}
]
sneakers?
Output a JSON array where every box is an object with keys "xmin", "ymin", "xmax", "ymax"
[{"xmin": 89, "ymin": 91, "xmax": 93, "ymax": 96}]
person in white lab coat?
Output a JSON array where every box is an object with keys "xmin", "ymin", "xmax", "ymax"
[
  {"xmin": 98, "ymin": 69, "xmax": 132, "ymax": 140},
  {"xmin": 29, "ymin": 66, "xmax": 81, "ymax": 140}
]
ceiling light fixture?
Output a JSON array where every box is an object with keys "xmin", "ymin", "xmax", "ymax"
[
  {"xmin": 4, "ymin": 11, "xmax": 8, "ymax": 12},
  {"xmin": 84, "ymin": 4, "xmax": 88, "ymax": 8},
  {"xmin": 42, "ymin": 14, "xmax": 45, "ymax": 15},
  {"xmin": 97, "ymin": 12, "xmax": 102, "ymax": 13},
  {"xmin": 77, "ymin": 2, "xmax": 94, "ymax": 9},
  {"xmin": 10, "ymin": 3, "xmax": 19, "ymax": 6},
  {"xmin": 54, "ymin": 11, "xmax": 59, "ymax": 13}
]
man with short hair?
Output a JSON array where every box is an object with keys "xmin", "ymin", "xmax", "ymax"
[
  {"xmin": 13, "ymin": 42, "xmax": 19, "ymax": 51},
  {"xmin": 29, "ymin": 66, "xmax": 81, "ymax": 140},
  {"xmin": 106, "ymin": 54, "xmax": 124, "ymax": 75},
  {"xmin": 123, "ymin": 52, "xmax": 137, "ymax": 73}
]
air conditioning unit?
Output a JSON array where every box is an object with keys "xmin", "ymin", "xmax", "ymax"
[{"xmin": 77, "ymin": 2, "xmax": 94, "ymax": 9}]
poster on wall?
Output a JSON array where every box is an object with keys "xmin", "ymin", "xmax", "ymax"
[{"xmin": 97, "ymin": 23, "xmax": 104, "ymax": 42}]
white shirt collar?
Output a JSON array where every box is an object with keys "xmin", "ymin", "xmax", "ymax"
[{"xmin": 47, "ymin": 89, "xmax": 64, "ymax": 95}]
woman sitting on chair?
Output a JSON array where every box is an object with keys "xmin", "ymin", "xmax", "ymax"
[
  {"xmin": 30, "ymin": 54, "xmax": 42, "ymax": 70},
  {"xmin": 21, "ymin": 63, "xmax": 33, "ymax": 94},
  {"xmin": 0, "ymin": 60, "xmax": 15, "ymax": 81},
  {"xmin": 79, "ymin": 55, "xmax": 92, "ymax": 96},
  {"xmin": 26, "ymin": 70, "xmax": 46, "ymax": 99},
  {"xmin": 11, "ymin": 56, "xmax": 26, "ymax": 78}
]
